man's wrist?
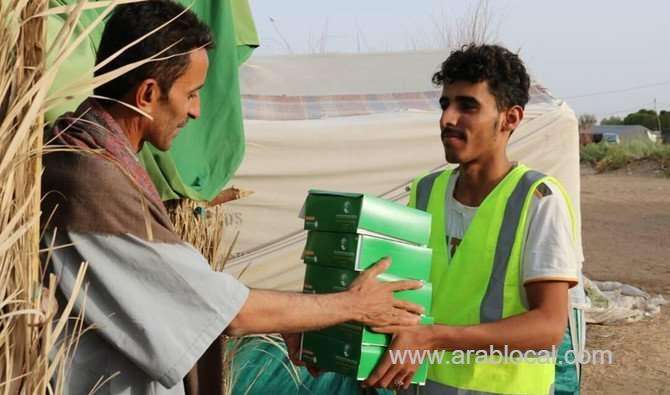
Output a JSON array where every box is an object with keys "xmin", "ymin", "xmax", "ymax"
[
  {"xmin": 339, "ymin": 290, "xmax": 363, "ymax": 322},
  {"xmin": 320, "ymin": 291, "xmax": 360, "ymax": 323},
  {"xmin": 425, "ymin": 323, "xmax": 457, "ymax": 351}
]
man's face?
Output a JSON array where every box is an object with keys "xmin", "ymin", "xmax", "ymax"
[
  {"xmin": 439, "ymin": 80, "xmax": 509, "ymax": 165},
  {"xmin": 146, "ymin": 48, "xmax": 209, "ymax": 151}
]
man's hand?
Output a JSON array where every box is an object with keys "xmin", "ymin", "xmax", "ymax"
[
  {"xmin": 281, "ymin": 333, "xmax": 321, "ymax": 377},
  {"xmin": 363, "ymin": 325, "xmax": 434, "ymax": 390},
  {"xmin": 347, "ymin": 258, "xmax": 424, "ymax": 327},
  {"xmin": 227, "ymin": 258, "xmax": 424, "ymax": 336}
]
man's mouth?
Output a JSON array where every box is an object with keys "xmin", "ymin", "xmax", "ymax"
[{"xmin": 441, "ymin": 127, "xmax": 466, "ymax": 143}]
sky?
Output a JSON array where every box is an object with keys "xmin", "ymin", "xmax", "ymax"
[{"xmin": 248, "ymin": 0, "xmax": 669, "ymax": 120}]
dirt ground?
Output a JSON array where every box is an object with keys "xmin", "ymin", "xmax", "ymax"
[{"xmin": 579, "ymin": 164, "xmax": 670, "ymax": 394}]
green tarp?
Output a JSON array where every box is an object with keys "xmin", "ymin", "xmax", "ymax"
[
  {"xmin": 46, "ymin": 0, "xmax": 258, "ymax": 201},
  {"xmin": 231, "ymin": 338, "xmax": 392, "ymax": 395}
]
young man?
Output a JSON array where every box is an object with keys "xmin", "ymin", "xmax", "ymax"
[
  {"xmin": 363, "ymin": 45, "xmax": 583, "ymax": 394},
  {"xmin": 41, "ymin": 2, "xmax": 423, "ymax": 394}
]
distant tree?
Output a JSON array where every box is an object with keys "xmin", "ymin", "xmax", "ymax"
[
  {"xmin": 600, "ymin": 116, "xmax": 624, "ymax": 125},
  {"xmin": 578, "ymin": 114, "xmax": 597, "ymax": 131},
  {"xmin": 623, "ymin": 109, "xmax": 660, "ymax": 130},
  {"xmin": 660, "ymin": 110, "xmax": 670, "ymax": 132}
]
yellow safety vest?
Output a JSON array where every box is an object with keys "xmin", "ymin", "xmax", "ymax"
[{"xmin": 409, "ymin": 164, "xmax": 576, "ymax": 395}]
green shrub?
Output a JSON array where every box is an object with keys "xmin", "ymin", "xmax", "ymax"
[{"xmin": 580, "ymin": 141, "xmax": 670, "ymax": 175}]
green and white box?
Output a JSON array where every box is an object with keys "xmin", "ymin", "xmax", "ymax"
[
  {"xmin": 302, "ymin": 190, "xmax": 431, "ymax": 246},
  {"xmin": 300, "ymin": 332, "xmax": 429, "ymax": 385},
  {"xmin": 303, "ymin": 264, "xmax": 432, "ymax": 316},
  {"xmin": 302, "ymin": 231, "xmax": 432, "ymax": 281}
]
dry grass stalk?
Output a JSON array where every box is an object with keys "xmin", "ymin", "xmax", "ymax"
[
  {"xmin": 0, "ymin": 1, "xmax": 78, "ymax": 393},
  {"xmin": 0, "ymin": 1, "xmax": 145, "ymax": 393},
  {"xmin": 166, "ymin": 199, "xmax": 232, "ymax": 271}
]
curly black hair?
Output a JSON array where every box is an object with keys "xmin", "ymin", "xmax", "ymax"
[
  {"xmin": 94, "ymin": 0, "xmax": 213, "ymax": 101},
  {"xmin": 432, "ymin": 44, "xmax": 530, "ymax": 110}
]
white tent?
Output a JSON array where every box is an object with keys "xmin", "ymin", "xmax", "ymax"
[{"xmin": 221, "ymin": 50, "xmax": 582, "ymax": 291}]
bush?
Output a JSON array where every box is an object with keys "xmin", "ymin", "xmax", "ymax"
[{"xmin": 580, "ymin": 141, "xmax": 670, "ymax": 175}]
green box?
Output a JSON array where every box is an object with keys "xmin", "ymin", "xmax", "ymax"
[
  {"xmin": 317, "ymin": 315, "xmax": 434, "ymax": 347},
  {"xmin": 300, "ymin": 332, "xmax": 428, "ymax": 384},
  {"xmin": 303, "ymin": 264, "xmax": 432, "ymax": 316},
  {"xmin": 303, "ymin": 190, "xmax": 431, "ymax": 246},
  {"xmin": 302, "ymin": 231, "xmax": 432, "ymax": 281}
]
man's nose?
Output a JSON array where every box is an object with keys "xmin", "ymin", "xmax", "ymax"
[
  {"xmin": 188, "ymin": 97, "xmax": 201, "ymax": 120},
  {"xmin": 439, "ymin": 106, "xmax": 459, "ymax": 130}
]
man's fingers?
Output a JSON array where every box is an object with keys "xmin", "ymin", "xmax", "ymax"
[
  {"xmin": 379, "ymin": 364, "xmax": 404, "ymax": 389},
  {"xmin": 390, "ymin": 309, "xmax": 421, "ymax": 326},
  {"xmin": 306, "ymin": 364, "xmax": 321, "ymax": 378},
  {"xmin": 393, "ymin": 299, "xmax": 425, "ymax": 315},
  {"xmin": 363, "ymin": 352, "xmax": 393, "ymax": 387},
  {"xmin": 369, "ymin": 325, "xmax": 401, "ymax": 334},
  {"xmin": 387, "ymin": 279, "xmax": 423, "ymax": 292},
  {"xmin": 291, "ymin": 357, "xmax": 306, "ymax": 367},
  {"xmin": 400, "ymin": 370, "xmax": 415, "ymax": 390},
  {"xmin": 365, "ymin": 257, "xmax": 391, "ymax": 277}
]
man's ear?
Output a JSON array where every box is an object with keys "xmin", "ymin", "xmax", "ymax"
[
  {"xmin": 503, "ymin": 105, "xmax": 524, "ymax": 133},
  {"xmin": 135, "ymin": 78, "xmax": 160, "ymax": 113}
]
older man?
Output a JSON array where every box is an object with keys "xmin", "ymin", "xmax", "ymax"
[{"xmin": 41, "ymin": 2, "xmax": 423, "ymax": 394}]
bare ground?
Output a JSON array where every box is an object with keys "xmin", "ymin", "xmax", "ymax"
[{"xmin": 580, "ymin": 164, "xmax": 670, "ymax": 394}]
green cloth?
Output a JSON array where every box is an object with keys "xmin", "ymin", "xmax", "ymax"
[
  {"xmin": 231, "ymin": 338, "xmax": 391, "ymax": 395},
  {"xmin": 231, "ymin": 0, "xmax": 259, "ymax": 64},
  {"xmin": 554, "ymin": 309, "xmax": 582, "ymax": 395},
  {"xmin": 45, "ymin": 0, "xmax": 102, "ymax": 122},
  {"xmin": 46, "ymin": 0, "xmax": 259, "ymax": 201}
]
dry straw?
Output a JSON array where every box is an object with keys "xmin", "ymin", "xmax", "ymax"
[{"xmin": 0, "ymin": 1, "xmax": 143, "ymax": 393}]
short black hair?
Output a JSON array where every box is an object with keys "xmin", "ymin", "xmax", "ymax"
[
  {"xmin": 432, "ymin": 44, "xmax": 530, "ymax": 110},
  {"xmin": 94, "ymin": 0, "xmax": 213, "ymax": 101}
]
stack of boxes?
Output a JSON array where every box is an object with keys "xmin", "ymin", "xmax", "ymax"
[{"xmin": 299, "ymin": 190, "xmax": 434, "ymax": 384}]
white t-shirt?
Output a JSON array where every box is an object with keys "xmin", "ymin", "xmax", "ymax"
[{"xmin": 444, "ymin": 171, "xmax": 586, "ymax": 308}]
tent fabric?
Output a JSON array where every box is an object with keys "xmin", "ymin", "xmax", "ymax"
[
  {"xmin": 239, "ymin": 50, "xmax": 556, "ymax": 103},
  {"xmin": 46, "ymin": 0, "xmax": 258, "ymax": 202},
  {"xmin": 242, "ymin": 85, "xmax": 555, "ymax": 121},
  {"xmin": 221, "ymin": 52, "xmax": 582, "ymax": 291}
]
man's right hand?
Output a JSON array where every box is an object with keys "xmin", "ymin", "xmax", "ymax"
[
  {"xmin": 227, "ymin": 258, "xmax": 424, "ymax": 337},
  {"xmin": 346, "ymin": 257, "xmax": 424, "ymax": 328}
]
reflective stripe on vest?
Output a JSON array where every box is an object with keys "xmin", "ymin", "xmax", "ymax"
[
  {"xmin": 480, "ymin": 170, "xmax": 544, "ymax": 323},
  {"xmin": 415, "ymin": 171, "xmax": 442, "ymax": 211}
]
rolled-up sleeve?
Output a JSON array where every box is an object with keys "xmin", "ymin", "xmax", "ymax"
[{"xmin": 48, "ymin": 230, "xmax": 249, "ymax": 388}]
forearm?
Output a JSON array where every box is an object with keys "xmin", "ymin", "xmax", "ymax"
[
  {"xmin": 226, "ymin": 289, "xmax": 360, "ymax": 336},
  {"xmin": 428, "ymin": 308, "xmax": 567, "ymax": 352}
]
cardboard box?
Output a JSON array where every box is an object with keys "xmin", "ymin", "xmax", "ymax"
[
  {"xmin": 303, "ymin": 264, "xmax": 433, "ymax": 316},
  {"xmin": 302, "ymin": 190, "xmax": 431, "ymax": 246},
  {"xmin": 302, "ymin": 231, "xmax": 432, "ymax": 281},
  {"xmin": 301, "ymin": 332, "xmax": 429, "ymax": 384},
  {"xmin": 317, "ymin": 315, "xmax": 434, "ymax": 347}
]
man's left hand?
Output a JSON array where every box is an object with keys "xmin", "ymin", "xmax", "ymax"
[{"xmin": 362, "ymin": 324, "xmax": 434, "ymax": 390}]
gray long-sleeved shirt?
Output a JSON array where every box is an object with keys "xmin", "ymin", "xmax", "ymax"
[{"xmin": 46, "ymin": 230, "xmax": 249, "ymax": 395}]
